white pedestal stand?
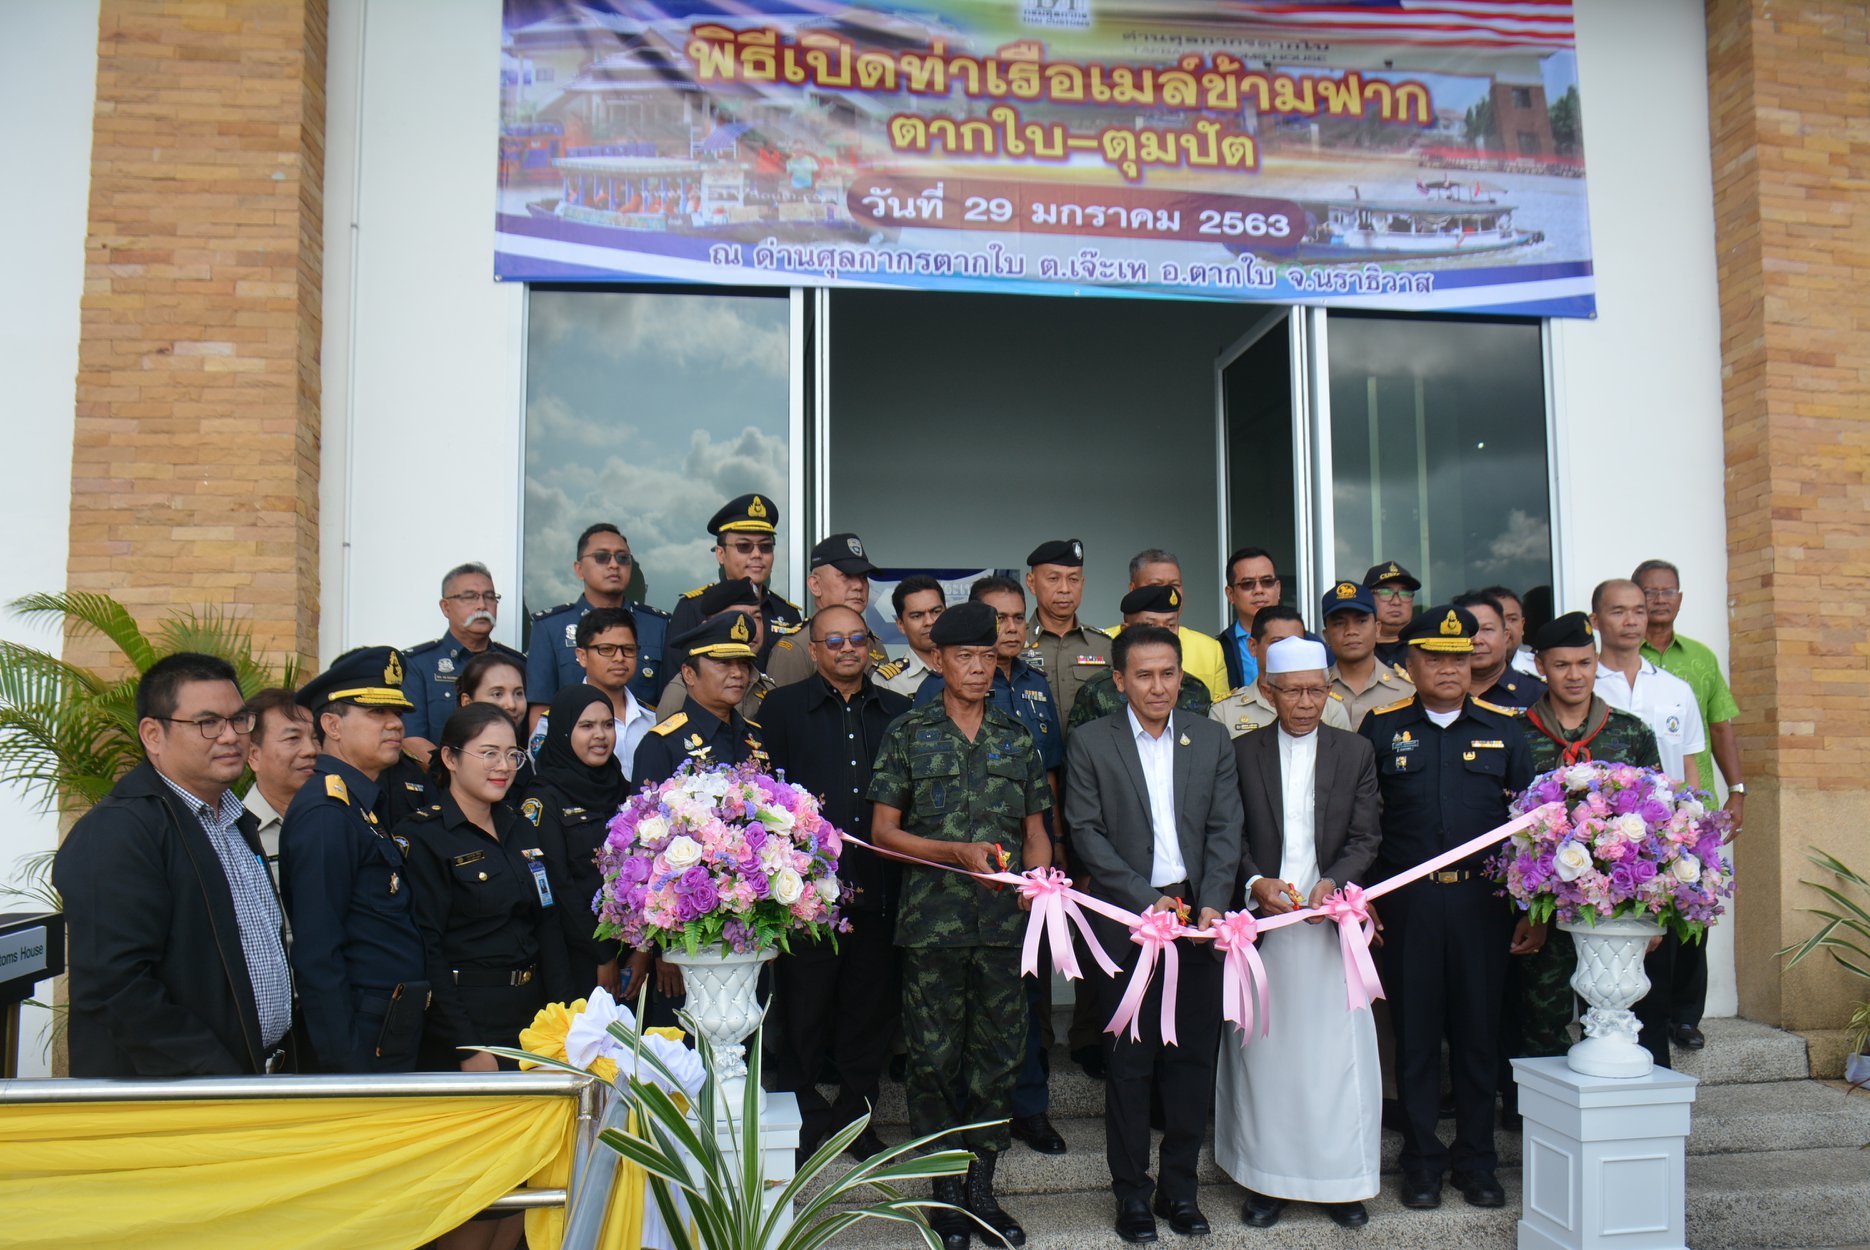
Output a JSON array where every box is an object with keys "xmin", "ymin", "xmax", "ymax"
[
  {"xmin": 1512, "ymin": 1057, "xmax": 1699, "ymax": 1250},
  {"xmin": 707, "ymin": 1089, "xmax": 802, "ymax": 1240}
]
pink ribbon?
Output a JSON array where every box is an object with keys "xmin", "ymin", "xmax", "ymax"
[
  {"xmin": 1106, "ymin": 908, "xmax": 1183, "ymax": 1045},
  {"xmin": 1210, "ymin": 911, "xmax": 1270, "ymax": 1040},
  {"xmin": 1319, "ymin": 883, "xmax": 1385, "ymax": 1011},
  {"xmin": 1018, "ymin": 867, "xmax": 1119, "ymax": 982}
]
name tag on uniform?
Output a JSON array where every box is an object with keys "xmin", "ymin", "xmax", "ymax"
[
  {"xmin": 451, "ymin": 851, "xmax": 486, "ymax": 868},
  {"xmin": 521, "ymin": 848, "xmax": 554, "ymax": 907},
  {"xmin": 1470, "ymin": 740, "xmax": 1505, "ymax": 749},
  {"xmin": 1074, "ymin": 655, "xmax": 1107, "ymax": 666}
]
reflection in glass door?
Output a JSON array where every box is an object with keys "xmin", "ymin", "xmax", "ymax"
[{"xmin": 1217, "ymin": 310, "xmax": 1303, "ymax": 631}]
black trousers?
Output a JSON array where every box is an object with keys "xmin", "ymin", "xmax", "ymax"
[
  {"xmin": 769, "ymin": 909, "xmax": 900, "ymax": 1151},
  {"xmin": 1634, "ymin": 931, "xmax": 1686, "ymax": 1070},
  {"xmin": 1671, "ymin": 930, "xmax": 1707, "ymax": 1028},
  {"xmin": 1097, "ymin": 932, "xmax": 1222, "ymax": 1205},
  {"xmin": 1380, "ymin": 877, "xmax": 1512, "ymax": 1177}
]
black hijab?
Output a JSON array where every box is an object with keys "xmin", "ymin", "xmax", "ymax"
[{"xmin": 533, "ymin": 684, "xmax": 627, "ymax": 814}]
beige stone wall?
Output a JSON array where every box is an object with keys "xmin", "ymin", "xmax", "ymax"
[{"xmin": 1707, "ymin": 0, "xmax": 1870, "ymax": 1065}]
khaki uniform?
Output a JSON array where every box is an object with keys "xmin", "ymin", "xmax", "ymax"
[
  {"xmin": 1020, "ymin": 615, "xmax": 1112, "ymax": 727},
  {"xmin": 876, "ymin": 650, "xmax": 936, "ymax": 699},
  {"xmin": 763, "ymin": 616, "xmax": 888, "ymax": 688},
  {"xmin": 1328, "ymin": 661, "xmax": 1417, "ymax": 730},
  {"xmin": 1208, "ymin": 682, "xmax": 1351, "ymax": 738},
  {"xmin": 654, "ymin": 668, "xmax": 776, "ymax": 725}
]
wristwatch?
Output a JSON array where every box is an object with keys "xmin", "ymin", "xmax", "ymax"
[{"xmin": 1729, "ymin": 783, "xmax": 1747, "ymax": 795}]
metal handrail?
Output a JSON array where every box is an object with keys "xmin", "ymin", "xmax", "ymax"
[{"xmin": 0, "ymin": 1069, "xmax": 608, "ymax": 1219}]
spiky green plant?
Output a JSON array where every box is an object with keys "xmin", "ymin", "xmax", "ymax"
[
  {"xmin": 0, "ymin": 591, "xmax": 298, "ymax": 814},
  {"xmin": 1779, "ymin": 849, "xmax": 1870, "ymax": 1055}
]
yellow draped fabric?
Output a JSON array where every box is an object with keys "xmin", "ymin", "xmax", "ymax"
[
  {"xmin": 0, "ymin": 1094, "xmax": 581, "ymax": 1250},
  {"xmin": 523, "ymin": 1108, "xmax": 647, "ymax": 1250}
]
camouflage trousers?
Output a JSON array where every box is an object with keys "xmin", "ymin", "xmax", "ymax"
[
  {"xmin": 901, "ymin": 943, "xmax": 1026, "ymax": 1155},
  {"xmin": 1509, "ymin": 926, "xmax": 1578, "ymax": 1059}
]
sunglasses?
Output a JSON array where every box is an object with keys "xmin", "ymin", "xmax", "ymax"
[
  {"xmin": 814, "ymin": 631, "xmax": 871, "ymax": 650},
  {"xmin": 582, "ymin": 550, "xmax": 633, "ymax": 566}
]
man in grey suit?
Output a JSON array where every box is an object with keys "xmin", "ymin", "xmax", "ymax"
[{"xmin": 1064, "ymin": 624, "xmax": 1244, "ymax": 1244}]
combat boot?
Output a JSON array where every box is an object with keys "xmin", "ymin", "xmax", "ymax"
[
  {"xmin": 928, "ymin": 1175, "xmax": 971, "ymax": 1250},
  {"xmin": 965, "ymin": 1151, "xmax": 1026, "ymax": 1247}
]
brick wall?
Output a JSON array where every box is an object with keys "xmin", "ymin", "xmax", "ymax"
[
  {"xmin": 68, "ymin": 0, "xmax": 327, "ymax": 673},
  {"xmin": 1707, "ymin": 0, "xmax": 1870, "ymax": 1062}
]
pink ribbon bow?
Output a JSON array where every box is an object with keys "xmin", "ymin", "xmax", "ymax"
[
  {"xmin": 1017, "ymin": 868, "xmax": 1119, "ymax": 982},
  {"xmin": 1209, "ymin": 910, "xmax": 1271, "ymax": 1041},
  {"xmin": 1319, "ymin": 884, "xmax": 1385, "ymax": 1011},
  {"xmin": 1106, "ymin": 908, "xmax": 1183, "ymax": 1045}
]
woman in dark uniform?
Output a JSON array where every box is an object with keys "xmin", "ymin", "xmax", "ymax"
[{"xmin": 524, "ymin": 684, "xmax": 642, "ymax": 1001}]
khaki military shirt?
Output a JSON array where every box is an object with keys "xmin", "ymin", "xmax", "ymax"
[
  {"xmin": 1021, "ymin": 615, "xmax": 1112, "ymax": 726},
  {"xmin": 763, "ymin": 615, "xmax": 888, "ymax": 688},
  {"xmin": 654, "ymin": 667, "xmax": 776, "ymax": 725},
  {"xmin": 876, "ymin": 650, "xmax": 936, "ymax": 699},
  {"xmin": 1208, "ymin": 681, "xmax": 1351, "ymax": 739},
  {"xmin": 1328, "ymin": 661, "xmax": 1417, "ymax": 731}
]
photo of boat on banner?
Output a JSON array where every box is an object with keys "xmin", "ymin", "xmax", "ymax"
[{"xmin": 496, "ymin": 1, "xmax": 1594, "ymax": 317}]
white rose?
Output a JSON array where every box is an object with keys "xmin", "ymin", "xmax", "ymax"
[
  {"xmin": 771, "ymin": 868, "xmax": 805, "ymax": 905},
  {"xmin": 814, "ymin": 875, "xmax": 840, "ymax": 903},
  {"xmin": 759, "ymin": 840, "xmax": 790, "ymax": 871},
  {"xmin": 1671, "ymin": 853, "xmax": 1701, "ymax": 885},
  {"xmin": 635, "ymin": 815, "xmax": 669, "ymax": 846},
  {"xmin": 663, "ymin": 835, "xmax": 703, "ymax": 869},
  {"xmin": 1553, "ymin": 841, "xmax": 1593, "ymax": 882},
  {"xmin": 1615, "ymin": 814, "xmax": 1648, "ymax": 842},
  {"xmin": 1564, "ymin": 763, "xmax": 1599, "ymax": 790},
  {"xmin": 759, "ymin": 805, "xmax": 796, "ymax": 833}
]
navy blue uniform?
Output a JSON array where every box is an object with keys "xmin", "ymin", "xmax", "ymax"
[
  {"xmin": 375, "ymin": 753, "xmax": 434, "ymax": 832},
  {"xmin": 279, "ymin": 756, "xmax": 429, "ymax": 1072},
  {"xmin": 526, "ymin": 594, "xmax": 672, "ymax": 709},
  {"xmin": 668, "ymin": 583, "xmax": 802, "ymax": 668},
  {"xmin": 1358, "ymin": 694, "xmax": 1532, "ymax": 1182},
  {"xmin": 400, "ymin": 635, "xmax": 524, "ymax": 743},
  {"xmin": 913, "ymin": 659, "xmax": 1063, "ymax": 772},
  {"xmin": 1477, "ymin": 671, "xmax": 1546, "ymax": 710},
  {"xmin": 631, "ymin": 698, "xmax": 768, "ymax": 788}
]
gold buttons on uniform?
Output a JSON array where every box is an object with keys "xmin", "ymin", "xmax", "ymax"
[{"xmin": 477, "ymin": 871, "xmax": 488, "ymax": 881}]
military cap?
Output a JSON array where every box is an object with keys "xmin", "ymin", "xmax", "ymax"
[
  {"xmin": 1362, "ymin": 560, "xmax": 1422, "ymax": 592},
  {"xmin": 929, "ymin": 600, "xmax": 999, "ymax": 648},
  {"xmin": 694, "ymin": 577, "xmax": 761, "ymax": 616},
  {"xmin": 707, "ymin": 493, "xmax": 778, "ymax": 536},
  {"xmin": 1026, "ymin": 539, "xmax": 1085, "ymax": 568},
  {"xmin": 1400, "ymin": 604, "xmax": 1478, "ymax": 654},
  {"xmin": 1120, "ymin": 584, "xmax": 1181, "ymax": 615},
  {"xmin": 1321, "ymin": 579, "xmax": 1377, "ymax": 619},
  {"xmin": 295, "ymin": 646, "xmax": 415, "ymax": 713},
  {"xmin": 1533, "ymin": 611, "xmax": 1596, "ymax": 653},
  {"xmin": 809, "ymin": 532, "xmax": 879, "ymax": 576},
  {"xmin": 671, "ymin": 612, "xmax": 758, "ymax": 662}
]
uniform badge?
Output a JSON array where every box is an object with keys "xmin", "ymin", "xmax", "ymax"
[
  {"xmin": 389, "ymin": 871, "xmax": 400, "ymax": 895},
  {"xmin": 730, "ymin": 615, "xmax": 751, "ymax": 643},
  {"xmin": 1396, "ymin": 755, "xmax": 1409, "ymax": 769},
  {"xmin": 437, "ymin": 656, "xmax": 454, "ymax": 675},
  {"xmin": 391, "ymin": 833, "xmax": 410, "ymax": 856},
  {"xmin": 521, "ymin": 797, "xmax": 543, "ymax": 827},
  {"xmin": 1075, "ymin": 655, "xmax": 1107, "ymax": 666},
  {"xmin": 1178, "ymin": 733, "xmax": 1191, "ymax": 747},
  {"xmin": 846, "ymin": 536, "xmax": 864, "ymax": 557},
  {"xmin": 384, "ymin": 651, "xmax": 404, "ymax": 685},
  {"xmin": 1440, "ymin": 611, "xmax": 1462, "ymax": 636},
  {"xmin": 1071, "ymin": 540, "xmax": 1083, "ymax": 561},
  {"xmin": 565, "ymin": 622, "xmax": 578, "ymax": 645},
  {"xmin": 1665, "ymin": 714, "xmax": 1682, "ymax": 735},
  {"xmin": 748, "ymin": 494, "xmax": 769, "ymax": 520},
  {"xmin": 1336, "ymin": 581, "xmax": 1358, "ymax": 599}
]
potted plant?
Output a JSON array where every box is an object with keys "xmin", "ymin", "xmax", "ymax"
[
  {"xmin": 1493, "ymin": 762, "xmax": 1734, "ymax": 1078},
  {"xmin": 1779, "ymin": 850, "xmax": 1870, "ymax": 1085}
]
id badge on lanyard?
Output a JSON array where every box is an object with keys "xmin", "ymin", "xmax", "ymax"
[{"xmin": 520, "ymin": 848, "xmax": 554, "ymax": 907}]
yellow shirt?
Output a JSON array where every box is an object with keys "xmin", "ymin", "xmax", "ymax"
[{"xmin": 1106, "ymin": 623, "xmax": 1232, "ymax": 703}]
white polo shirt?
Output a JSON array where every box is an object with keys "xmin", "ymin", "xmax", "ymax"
[{"xmin": 1595, "ymin": 657, "xmax": 1706, "ymax": 782}]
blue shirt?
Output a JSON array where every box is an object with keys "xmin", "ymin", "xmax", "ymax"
[
  {"xmin": 525, "ymin": 594, "xmax": 670, "ymax": 709},
  {"xmin": 914, "ymin": 657, "xmax": 1064, "ymax": 772},
  {"xmin": 1222, "ymin": 621, "xmax": 1258, "ymax": 689},
  {"xmin": 400, "ymin": 634, "xmax": 524, "ymax": 742}
]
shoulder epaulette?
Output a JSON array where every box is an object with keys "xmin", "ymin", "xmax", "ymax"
[
  {"xmin": 1222, "ymin": 685, "xmax": 1254, "ymax": 700},
  {"xmin": 406, "ymin": 803, "xmax": 443, "ymax": 822},
  {"xmin": 778, "ymin": 595, "xmax": 802, "ymax": 612},
  {"xmin": 1370, "ymin": 695, "xmax": 1418, "ymax": 716},
  {"xmin": 1471, "ymin": 696, "xmax": 1519, "ymax": 716},
  {"xmin": 490, "ymin": 639, "xmax": 525, "ymax": 658},
  {"xmin": 1392, "ymin": 662, "xmax": 1409, "ymax": 678},
  {"xmin": 403, "ymin": 637, "xmax": 442, "ymax": 656},
  {"xmin": 680, "ymin": 585, "xmax": 709, "ymax": 600},
  {"xmin": 631, "ymin": 602, "xmax": 671, "ymax": 620},
  {"xmin": 772, "ymin": 637, "xmax": 798, "ymax": 654},
  {"xmin": 770, "ymin": 620, "xmax": 803, "ymax": 635},
  {"xmin": 650, "ymin": 712, "xmax": 689, "ymax": 736},
  {"xmin": 324, "ymin": 775, "xmax": 350, "ymax": 805},
  {"xmin": 1328, "ymin": 689, "xmax": 1344, "ymax": 701},
  {"xmin": 877, "ymin": 658, "xmax": 907, "ymax": 679},
  {"xmin": 746, "ymin": 718, "xmax": 762, "ymax": 729},
  {"xmin": 530, "ymin": 600, "xmax": 577, "ymax": 622}
]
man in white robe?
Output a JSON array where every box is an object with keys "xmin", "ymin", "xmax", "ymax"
[{"xmin": 1214, "ymin": 636, "xmax": 1384, "ymax": 1228}]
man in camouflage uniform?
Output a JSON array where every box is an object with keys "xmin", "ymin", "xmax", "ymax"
[
  {"xmin": 870, "ymin": 600, "xmax": 1052, "ymax": 1250},
  {"xmin": 1068, "ymin": 585, "xmax": 1212, "ymax": 732},
  {"xmin": 1503, "ymin": 612, "xmax": 1662, "ymax": 1111}
]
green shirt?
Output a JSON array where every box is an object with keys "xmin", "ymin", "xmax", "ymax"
[
  {"xmin": 1065, "ymin": 667, "xmax": 1213, "ymax": 733},
  {"xmin": 867, "ymin": 701, "xmax": 1051, "ymax": 948},
  {"xmin": 1641, "ymin": 632, "xmax": 1738, "ymax": 786}
]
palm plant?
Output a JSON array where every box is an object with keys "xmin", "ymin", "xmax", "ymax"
[
  {"xmin": 0, "ymin": 591, "xmax": 297, "ymax": 815},
  {"xmin": 1779, "ymin": 850, "xmax": 1870, "ymax": 1060}
]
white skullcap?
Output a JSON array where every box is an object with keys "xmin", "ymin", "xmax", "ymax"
[{"xmin": 1264, "ymin": 636, "xmax": 1328, "ymax": 675}]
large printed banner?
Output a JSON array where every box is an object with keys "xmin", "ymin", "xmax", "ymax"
[{"xmin": 496, "ymin": 1, "xmax": 1594, "ymax": 316}]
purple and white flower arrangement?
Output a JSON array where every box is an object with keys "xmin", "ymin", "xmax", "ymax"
[
  {"xmin": 1494, "ymin": 762, "xmax": 1733, "ymax": 939},
  {"xmin": 595, "ymin": 760, "xmax": 846, "ymax": 954}
]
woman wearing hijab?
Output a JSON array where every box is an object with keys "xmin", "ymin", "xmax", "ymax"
[{"xmin": 522, "ymin": 683, "xmax": 642, "ymax": 1000}]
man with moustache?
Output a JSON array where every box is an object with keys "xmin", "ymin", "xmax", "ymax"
[
  {"xmin": 668, "ymin": 494, "xmax": 804, "ymax": 666},
  {"xmin": 401, "ymin": 562, "xmax": 524, "ymax": 766},
  {"xmin": 527, "ymin": 523, "xmax": 672, "ymax": 716},
  {"xmin": 765, "ymin": 533, "xmax": 888, "ymax": 687}
]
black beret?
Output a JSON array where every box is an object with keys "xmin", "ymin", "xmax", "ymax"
[
  {"xmin": 929, "ymin": 600, "xmax": 999, "ymax": 648},
  {"xmin": 1533, "ymin": 611, "xmax": 1596, "ymax": 652},
  {"xmin": 1026, "ymin": 539, "xmax": 1084, "ymax": 568},
  {"xmin": 1362, "ymin": 560, "xmax": 1422, "ymax": 592},
  {"xmin": 671, "ymin": 612, "xmax": 758, "ymax": 662},
  {"xmin": 695, "ymin": 577, "xmax": 761, "ymax": 616},
  {"xmin": 1399, "ymin": 605, "xmax": 1477, "ymax": 654},
  {"xmin": 1120, "ymin": 584, "xmax": 1181, "ymax": 615},
  {"xmin": 295, "ymin": 646, "xmax": 414, "ymax": 713},
  {"xmin": 809, "ymin": 532, "xmax": 879, "ymax": 576},
  {"xmin": 707, "ymin": 492, "xmax": 778, "ymax": 536}
]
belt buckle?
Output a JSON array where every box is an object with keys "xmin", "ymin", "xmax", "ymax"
[
  {"xmin": 515, "ymin": 968, "xmax": 534, "ymax": 986},
  {"xmin": 263, "ymin": 1048, "xmax": 286, "ymax": 1074},
  {"xmin": 1433, "ymin": 870, "xmax": 1460, "ymax": 885}
]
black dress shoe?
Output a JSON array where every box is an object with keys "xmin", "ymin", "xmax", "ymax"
[
  {"xmin": 1071, "ymin": 1045, "xmax": 1109, "ymax": 1080},
  {"xmin": 1010, "ymin": 1112, "xmax": 1067, "ymax": 1155},
  {"xmin": 1115, "ymin": 1198, "xmax": 1158, "ymax": 1244},
  {"xmin": 889, "ymin": 1053, "xmax": 908, "ymax": 1082},
  {"xmin": 1323, "ymin": 1201, "xmax": 1369, "ymax": 1228},
  {"xmin": 1151, "ymin": 1195, "xmax": 1210, "ymax": 1236},
  {"xmin": 1451, "ymin": 1170, "xmax": 1505, "ymax": 1208},
  {"xmin": 1671, "ymin": 1024, "xmax": 1706, "ymax": 1050},
  {"xmin": 1399, "ymin": 1172, "xmax": 1442, "ymax": 1209},
  {"xmin": 1240, "ymin": 1190, "xmax": 1285, "ymax": 1227}
]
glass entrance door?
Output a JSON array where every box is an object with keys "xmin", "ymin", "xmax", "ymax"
[{"xmin": 1216, "ymin": 309, "xmax": 1306, "ymax": 631}]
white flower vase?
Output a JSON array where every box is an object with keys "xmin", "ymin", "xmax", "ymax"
[
  {"xmin": 1560, "ymin": 915, "xmax": 1663, "ymax": 1078},
  {"xmin": 662, "ymin": 945, "xmax": 777, "ymax": 1112}
]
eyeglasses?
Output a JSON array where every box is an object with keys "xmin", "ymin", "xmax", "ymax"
[
  {"xmin": 581, "ymin": 550, "xmax": 633, "ymax": 567},
  {"xmin": 444, "ymin": 591, "xmax": 501, "ymax": 605},
  {"xmin": 725, "ymin": 540, "xmax": 776, "ymax": 556},
  {"xmin": 1269, "ymin": 685, "xmax": 1329, "ymax": 703},
  {"xmin": 1231, "ymin": 576, "xmax": 1280, "ymax": 592},
  {"xmin": 585, "ymin": 643, "xmax": 639, "ymax": 660},
  {"xmin": 1370, "ymin": 588, "xmax": 1415, "ymax": 603},
  {"xmin": 814, "ymin": 631, "xmax": 870, "ymax": 650},
  {"xmin": 160, "ymin": 711, "xmax": 258, "ymax": 738},
  {"xmin": 1642, "ymin": 588, "xmax": 1681, "ymax": 600},
  {"xmin": 457, "ymin": 747, "xmax": 527, "ymax": 768}
]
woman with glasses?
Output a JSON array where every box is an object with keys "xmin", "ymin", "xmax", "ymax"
[{"xmin": 524, "ymin": 684, "xmax": 640, "ymax": 1001}]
